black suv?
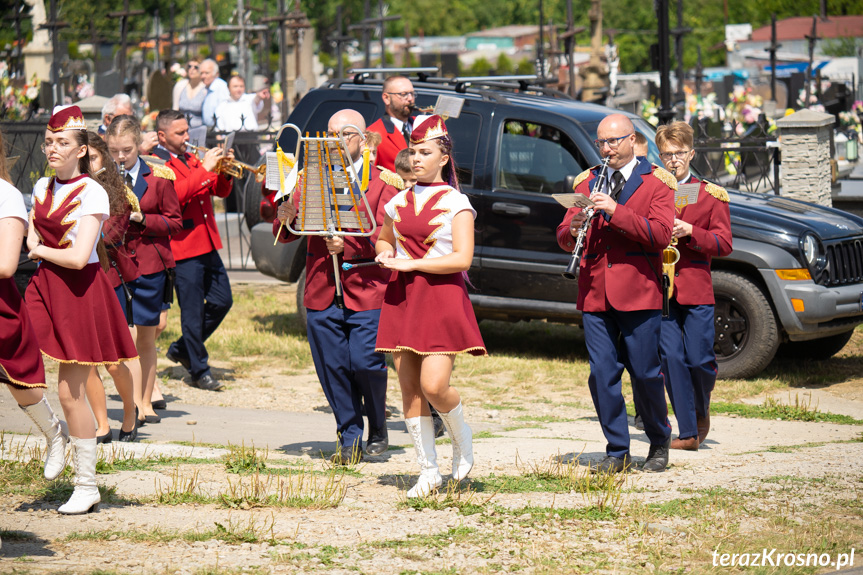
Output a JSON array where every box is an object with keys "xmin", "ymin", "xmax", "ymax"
[{"xmin": 249, "ymin": 74, "xmax": 863, "ymax": 379}]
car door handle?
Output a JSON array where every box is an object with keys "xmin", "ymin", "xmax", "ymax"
[{"xmin": 492, "ymin": 202, "xmax": 530, "ymax": 217}]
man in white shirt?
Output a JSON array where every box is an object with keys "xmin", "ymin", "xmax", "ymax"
[
  {"xmin": 215, "ymin": 76, "xmax": 258, "ymax": 133},
  {"xmin": 200, "ymin": 59, "xmax": 230, "ymax": 128}
]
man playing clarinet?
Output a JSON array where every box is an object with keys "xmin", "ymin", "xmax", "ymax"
[
  {"xmin": 557, "ymin": 114, "xmax": 676, "ymax": 473},
  {"xmin": 273, "ymin": 109, "xmax": 402, "ymax": 464}
]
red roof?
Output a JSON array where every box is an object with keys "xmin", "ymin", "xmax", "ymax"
[{"xmin": 749, "ymin": 15, "xmax": 863, "ymax": 42}]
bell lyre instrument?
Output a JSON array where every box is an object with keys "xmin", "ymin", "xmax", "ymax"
[
  {"xmin": 562, "ymin": 156, "xmax": 611, "ymax": 280},
  {"xmin": 271, "ymin": 123, "xmax": 375, "ymax": 309}
]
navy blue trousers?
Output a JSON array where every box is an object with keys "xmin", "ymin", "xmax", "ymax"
[
  {"xmin": 583, "ymin": 309, "xmax": 671, "ymax": 458},
  {"xmin": 660, "ymin": 300, "xmax": 717, "ymax": 439},
  {"xmin": 169, "ymin": 251, "xmax": 233, "ymax": 379},
  {"xmin": 306, "ymin": 303, "xmax": 388, "ymax": 449}
]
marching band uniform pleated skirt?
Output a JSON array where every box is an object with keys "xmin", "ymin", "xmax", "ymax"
[
  {"xmin": 0, "ymin": 278, "xmax": 46, "ymax": 387},
  {"xmin": 26, "ymin": 262, "xmax": 138, "ymax": 365},
  {"xmin": 376, "ymin": 270, "xmax": 487, "ymax": 356}
]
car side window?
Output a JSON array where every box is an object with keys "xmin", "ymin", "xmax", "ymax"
[
  {"xmin": 497, "ymin": 120, "xmax": 587, "ymax": 195},
  {"xmin": 444, "ymin": 112, "xmax": 482, "ymax": 187}
]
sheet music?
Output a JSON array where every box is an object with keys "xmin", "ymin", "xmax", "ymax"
[
  {"xmin": 265, "ymin": 152, "xmax": 280, "ymax": 190},
  {"xmin": 552, "ymin": 193, "xmax": 595, "ymax": 209},
  {"xmin": 676, "ymin": 183, "xmax": 700, "ymax": 207},
  {"xmin": 223, "ymin": 132, "xmax": 236, "ymax": 154},
  {"xmin": 433, "ymin": 95, "xmax": 464, "ymax": 119}
]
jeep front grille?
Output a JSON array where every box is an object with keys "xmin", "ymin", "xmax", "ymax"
[{"xmin": 822, "ymin": 239, "xmax": 863, "ymax": 286}]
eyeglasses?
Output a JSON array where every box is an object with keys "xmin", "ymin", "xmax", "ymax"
[
  {"xmin": 41, "ymin": 141, "xmax": 77, "ymax": 153},
  {"xmin": 386, "ymin": 91, "xmax": 416, "ymax": 100},
  {"xmin": 187, "ymin": 64, "xmax": 199, "ymax": 70},
  {"xmin": 659, "ymin": 150, "xmax": 692, "ymax": 161},
  {"xmin": 331, "ymin": 131, "xmax": 360, "ymax": 139},
  {"xmin": 593, "ymin": 133, "xmax": 633, "ymax": 150}
]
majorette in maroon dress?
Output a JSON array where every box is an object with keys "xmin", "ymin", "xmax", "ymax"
[
  {"xmin": 375, "ymin": 183, "xmax": 486, "ymax": 356},
  {"xmin": 25, "ymin": 175, "xmax": 138, "ymax": 365},
  {"xmin": 0, "ymin": 179, "xmax": 46, "ymax": 387}
]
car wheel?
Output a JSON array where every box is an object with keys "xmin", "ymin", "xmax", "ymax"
[
  {"xmin": 242, "ymin": 162, "xmax": 265, "ymax": 230},
  {"xmin": 296, "ymin": 267, "xmax": 307, "ymax": 330},
  {"xmin": 712, "ymin": 270, "xmax": 780, "ymax": 380},
  {"xmin": 777, "ymin": 329, "xmax": 855, "ymax": 361}
]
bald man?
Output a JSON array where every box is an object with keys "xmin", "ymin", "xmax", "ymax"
[
  {"xmin": 557, "ymin": 114, "xmax": 676, "ymax": 474},
  {"xmin": 274, "ymin": 109, "xmax": 403, "ymax": 464}
]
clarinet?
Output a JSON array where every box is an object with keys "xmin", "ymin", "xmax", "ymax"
[{"xmin": 562, "ymin": 156, "xmax": 611, "ymax": 280}]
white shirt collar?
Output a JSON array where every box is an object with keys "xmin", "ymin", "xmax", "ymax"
[
  {"xmin": 677, "ymin": 171, "xmax": 692, "ymax": 184},
  {"xmin": 126, "ymin": 157, "xmax": 142, "ymax": 185},
  {"xmin": 613, "ymin": 155, "xmax": 639, "ymax": 182},
  {"xmin": 389, "ymin": 116, "xmax": 405, "ymax": 132}
]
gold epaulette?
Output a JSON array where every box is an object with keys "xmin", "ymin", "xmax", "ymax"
[
  {"xmin": 705, "ymin": 181, "xmax": 729, "ymax": 203},
  {"xmin": 377, "ymin": 166, "xmax": 406, "ymax": 189},
  {"xmin": 652, "ymin": 165, "xmax": 678, "ymax": 191},
  {"xmin": 572, "ymin": 168, "xmax": 592, "ymax": 191},
  {"xmin": 125, "ymin": 188, "xmax": 141, "ymax": 212},
  {"xmin": 146, "ymin": 161, "xmax": 176, "ymax": 181}
]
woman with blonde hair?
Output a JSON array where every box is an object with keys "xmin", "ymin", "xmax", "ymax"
[{"xmin": 106, "ymin": 115, "xmax": 182, "ymax": 423}]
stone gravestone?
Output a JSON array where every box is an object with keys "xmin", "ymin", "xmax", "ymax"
[
  {"xmin": 147, "ymin": 70, "xmax": 174, "ymax": 112},
  {"xmin": 96, "ymin": 70, "xmax": 122, "ymax": 98}
]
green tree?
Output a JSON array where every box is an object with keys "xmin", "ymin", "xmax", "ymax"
[
  {"xmin": 469, "ymin": 57, "xmax": 493, "ymax": 76},
  {"xmin": 496, "ymin": 53, "xmax": 514, "ymax": 75}
]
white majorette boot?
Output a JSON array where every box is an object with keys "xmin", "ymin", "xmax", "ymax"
[
  {"xmin": 57, "ymin": 437, "xmax": 100, "ymax": 515},
  {"xmin": 438, "ymin": 402, "xmax": 474, "ymax": 481},
  {"xmin": 19, "ymin": 397, "xmax": 69, "ymax": 480},
  {"xmin": 405, "ymin": 416, "xmax": 442, "ymax": 498}
]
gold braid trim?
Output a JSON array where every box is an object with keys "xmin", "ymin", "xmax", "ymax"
[
  {"xmin": 375, "ymin": 345, "xmax": 488, "ymax": 356},
  {"xmin": 572, "ymin": 168, "xmax": 592, "ymax": 191},
  {"xmin": 377, "ymin": 166, "xmax": 406, "ymax": 189},
  {"xmin": 705, "ymin": 181, "xmax": 729, "ymax": 203},
  {"xmin": 146, "ymin": 162, "xmax": 177, "ymax": 181},
  {"xmin": 41, "ymin": 351, "xmax": 140, "ymax": 366},
  {"xmin": 651, "ymin": 165, "xmax": 678, "ymax": 191},
  {"xmin": 0, "ymin": 365, "xmax": 47, "ymax": 388},
  {"xmin": 125, "ymin": 187, "xmax": 141, "ymax": 212}
]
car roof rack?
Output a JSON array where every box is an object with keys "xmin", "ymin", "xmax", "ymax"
[
  {"xmin": 425, "ymin": 74, "xmax": 571, "ymax": 99},
  {"xmin": 335, "ymin": 70, "xmax": 573, "ymax": 102},
  {"xmin": 348, "ymin": 67, "xmax": 440, "ymax": 83}
]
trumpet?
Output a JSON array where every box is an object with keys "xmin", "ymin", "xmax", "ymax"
[{"xmin": 184, "ymin": 142, "xmax": 265, "ymax": 181}]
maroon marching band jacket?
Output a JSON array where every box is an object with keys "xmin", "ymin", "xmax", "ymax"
[
  {"xmin": 670, "ymin": 175, "xmax": 732, "ymax": 306},
  {"xmin": 273, "ymin": 165, "xmax": 401, "ymax": 312},
  {"xmin": 104, "ymin": 160, "xmax": 183, "ymax": 288},
  {"xmin": 162, "ymin": 150, "xmax": 233, "ymax": 262},
  {"xmin": 367, "ymin": 116, "xmax": 410, "ymax": 172},
  {"xmin": 557, "ymin": 158, "xmax": 675, "ymax": 313}
]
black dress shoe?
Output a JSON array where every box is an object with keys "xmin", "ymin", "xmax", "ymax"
[
  {"xmin": 365, "ymin": 427, "xmax": 389, "ymax": 456},
  {"xmin": 118, "ymin": 426, "xmax": 137, "ymax": 442},
  {"xmin": 194, "ymin": 374, "xmax": 224, "ymax": 391},
  {"xmin": 643, "ymin": 438, "xmax": 671, "ymax": 473},
  {"xmin": 330, "ymin": 445, "xmax": 363, "ymax": 465},
  {"xmin": 633, "ymin": 413, "xmax": 644, "ymax": 431},
  {"xmin": 143, "ymin": 414, "xmax": 161, "ymax": 424},
  {"xmin": 96, "ymin": 430, "xmax": 113, "ymax": 444},
  {"xmin": 592, "ymin": 454, "xmax": 632, "ymax": 474},
  {"xmin": 166, "ymin": 349, "xmax": 192, "ymax": 372},
  {"xmin": 151, "ymin": 399, "xmax": 167, "ymax": 410}
]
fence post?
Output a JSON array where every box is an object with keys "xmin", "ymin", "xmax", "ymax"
[{"xmin": 776, "ymin": 109, "xmax": 835, "ymax": 207}]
